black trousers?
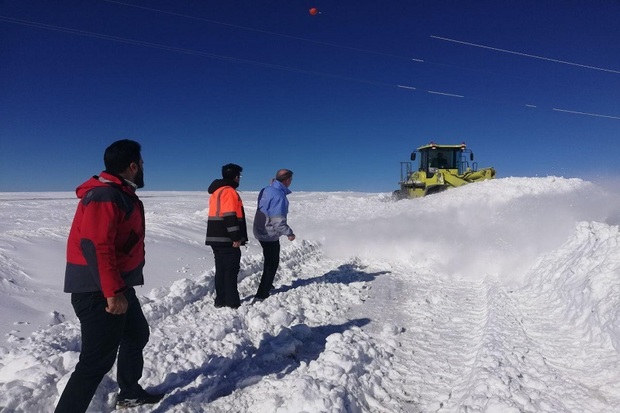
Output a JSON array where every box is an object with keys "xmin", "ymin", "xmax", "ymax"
[
  {"xmin": 256, "ymin": 240, "xmax": 280, "ymax": 298},
  {"xmin": 55, "ymin": 287, "xmax": 149, "ymax": 413},
  {"xmin": 212, "ymin": 246, "xmax": 241, "ymax": 308}
]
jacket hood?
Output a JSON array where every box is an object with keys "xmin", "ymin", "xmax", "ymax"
[
  {"xmin": 208, "ymin": 178, "xmax": 238, "ymax": 194},
  {"xmin": 75, "ymin": 171, "xmax": 131, "ymax": 199}
]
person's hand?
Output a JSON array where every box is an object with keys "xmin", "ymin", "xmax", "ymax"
[
  {"xmin": 106, "ymin": 294, "xmax": 128, "ymax": 314},
  {"xmin": 232, "ymin": 241, "xmax": 241, "ymax": 248},
  {"xmin": 288, "ymin": 234, "xmax": 296, "ymax": 241}
]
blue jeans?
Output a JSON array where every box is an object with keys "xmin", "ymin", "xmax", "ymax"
[{"xmin": 55, "ymin": 287, "xmax": 149, "ymax": 413}]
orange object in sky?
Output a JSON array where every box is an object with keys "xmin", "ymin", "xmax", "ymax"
[{"xmin": 309, "ymin": 7, "xmax": 319, "ymax": 16}]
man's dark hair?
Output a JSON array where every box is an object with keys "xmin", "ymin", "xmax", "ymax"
[
  {"xmin": 222, "ymin": 163, "xmax": 243, "ymax": 180},
  {"xmin": 104, "ymin": 139, "xmax": 142, "ymax": 174},
  {"xmin": 275, "ymin": 169, "xmax": 293, "ymax": 182}
]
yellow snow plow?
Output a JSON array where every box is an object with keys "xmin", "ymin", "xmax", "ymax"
[{"xmin": 393, "ymin": 142, "xmax": 496, "ymax": 199}]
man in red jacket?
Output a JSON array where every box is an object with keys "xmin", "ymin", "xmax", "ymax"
[{"xmin": 55, "ymin": 140, "xmax": 163, "ymax": 413}]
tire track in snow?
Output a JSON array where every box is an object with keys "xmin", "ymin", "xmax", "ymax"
[
  {"xmin": 359, "ymin": 267, "xmax": 492, "ymax": 412},
  {"xmin": 446, "ymin": 282, "xmax": 547, "ymax": 412},
  {"xmin": 374, "ymin": 269, "xmax": 620, "ymax": 413},
  {"xmin": 372, "ymin": 225, "xmax": 620, "ymax": 413},
  {"xmin": 451, "ymin": 278, "xmax": 619, "ymax": 413},
  {"xmin": 344, "ymin": 259, "xmax": 620, "ymax": 413}
]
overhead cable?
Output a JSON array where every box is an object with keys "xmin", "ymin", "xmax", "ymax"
[{"xmin": 431, "ymin": 35, "xmax": 620, "ymax": 75}]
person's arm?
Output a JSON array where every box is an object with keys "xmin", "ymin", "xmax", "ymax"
[
  {"xmin": 220, "ymin": 188, "xmax": 243, "ymax": 246},
  {"xmin": 267, "ymin": 196, "xmax": 294, "ymax": 238}
]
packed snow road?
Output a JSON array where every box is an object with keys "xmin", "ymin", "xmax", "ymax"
[{"xmin": 1, "ymin": 177, "xmax": 620, "ymax": 412}]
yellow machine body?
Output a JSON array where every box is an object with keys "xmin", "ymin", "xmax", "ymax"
[{"xmin": 394, "ymin": 142, "xmax": 496, "ymax": 199}]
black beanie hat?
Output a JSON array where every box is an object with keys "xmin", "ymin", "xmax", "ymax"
[{"xmin": 222, "ymin": 163, "xmax": 243, "ymax": 180}]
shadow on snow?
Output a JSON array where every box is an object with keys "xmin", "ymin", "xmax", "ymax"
[
  {"xmin": 149, "ymin": 264, "xmax": 386, "ymax": 410},
  {"xmin": 269, "ymin": 263, "xmax": 390, "ymax": 297},
  {"xmin": 151, "ymin": 318, "xmax": 371, "ymax": 411}
]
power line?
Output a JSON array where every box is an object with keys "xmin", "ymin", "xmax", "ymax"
[
  {"xmin": 431, "ymin": 35, "xmax": 620, "ymax": 75},
  {"xmin": 103, "ymin": 0, "xmax": 620, "ymax": 103},
  {"xmin": 0, "ymin": 15, "xmax": 393, "ymax": 88},
  {"xmin": 101, "ymin": 0, "xmax": 415, "ymax": 62},
  {"xmin": 107, "ymin": 0, "xmax": 620, "ymax": 99},
  {"xmin": 100, "ymin": 0, "xmax": 532, "ymax": 82},
  {"xmin": 427, "ymin": 91, "xmax": 464, "ymax": 98},
  {"xmin": 1, "ymin": 15, "xmax": 618, "ymax": 121},
  {"xmin": 553, "ymin": 108, "xmax": 620, "ymax": 120}
]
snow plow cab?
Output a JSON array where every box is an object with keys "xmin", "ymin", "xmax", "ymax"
[{"xmin": 393, "ymin": 142, "xmax": 496, "ymax": 199}]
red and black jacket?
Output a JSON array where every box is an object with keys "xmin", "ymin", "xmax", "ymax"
[{"xmin": 64, "ymin": 171, "xmax": 145, "ymax": 297}]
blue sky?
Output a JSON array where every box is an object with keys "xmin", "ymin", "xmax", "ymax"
[{"xmin": 1, "ymin": 0, "xmax": 619, "ymax": 192}]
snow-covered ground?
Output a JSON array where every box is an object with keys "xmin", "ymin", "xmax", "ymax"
[{"xmin": 1, "ymin": 177, "xmax": 620, "ymax": 412}]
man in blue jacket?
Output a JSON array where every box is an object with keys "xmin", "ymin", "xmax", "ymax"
[{"xmin": 253, "ymin": 169, "xmax": 296, "ymax": 300}]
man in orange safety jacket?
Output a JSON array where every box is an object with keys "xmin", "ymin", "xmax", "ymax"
[{"xmin": 205, "ymin": 163, "xmax": 247, "ymax": 308}]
